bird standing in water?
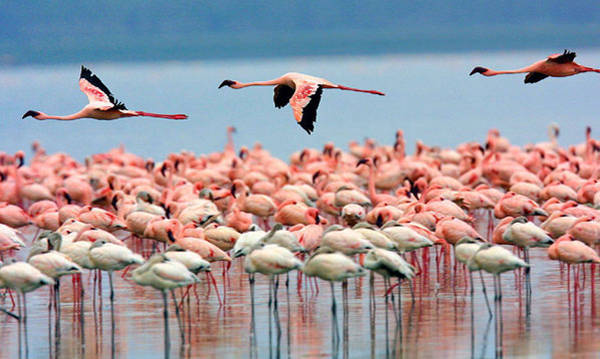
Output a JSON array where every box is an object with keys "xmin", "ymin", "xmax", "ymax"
[
  {"xmin": 219, "ymin": 72, "xmax": 384, "ymax": 134},
  {"xmin": 22, "ymin": 66, "xmax": 188, "ymax": 121}
]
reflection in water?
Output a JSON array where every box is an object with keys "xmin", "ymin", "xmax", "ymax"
[{"xmin": 2, "ymin": 225, "xmax": 600, "ymax": 358}]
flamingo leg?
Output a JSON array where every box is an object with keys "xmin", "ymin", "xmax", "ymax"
[
  {"xmin": 330, "ymin": 281, "xmax": 339, "ymax": 356},
  {"xmin": 161, "ymin": 290, "xmax": 171, "ymax": 357},
  {"xmin": 18, "ymin": 293, "xmax": 22, "ymax": 359},
  {"xmin": 170, "ymin": 289, "xmax": 184, "ymax": 345},
  {"xmin": 207, "ymin": 272, "xmax": 223, "ymax": 306},
  {"xmin": 0, "ymin": 305, "xmax": 19, "ymax": 320},
  {"xmin": 108, "ymin": 271, "xmax": 114, "ymax": 304},
  {"xmin": 479, "ymin": 270, "xmax": 493, "ymax": 318},
  {"xmin": 23, "ymin": 293, "xmax": 29, "ymax": 358}
]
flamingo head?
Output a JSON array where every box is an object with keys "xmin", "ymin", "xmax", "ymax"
[
  {"xmin": 22, "ymin": 110, "xmax": 42, "ymax": 119},
  {"xmin": 469, "ymin": 66, "xmax": 490, "ymax": 76},
  {"xmin": 306, "ymin": 208, "xmax": 320, "ymax": 224},
  {"xmin": 218, "ymin": 80, "xmax": 240, "ymax": 89},
  {"xmin": 356, "ymin": 158, "xmax": 372, "ymax": 168},
  {"xmin": 14, "ymin": 151, "xmax": 25, "ymax": 167}
]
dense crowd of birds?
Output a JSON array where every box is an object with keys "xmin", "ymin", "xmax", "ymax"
[{"xmin": 1, "ymin": 124, "xmax": 600, "ymax": 355}]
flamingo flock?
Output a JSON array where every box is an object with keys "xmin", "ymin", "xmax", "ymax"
[
  {"xmin": 5, "ymin": 49, "xmax": 600, "ymax": 356},
  {"xmin": 1, "ymin": 123, "xmax": 600, "ymax": 356}
]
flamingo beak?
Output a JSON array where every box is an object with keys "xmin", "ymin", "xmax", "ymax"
[
  {"xmin": 469, "ymin": 66, "xmax": 489, "ymax": 76},
  {"xmin": 218, "ymin": 80, "xmax": 236, "ymax": 88},
  {"xmin": 167, "ymin": 230, "xmax": 176, "ymax": 243},
  {"xmin": 376, "ymin": 214, "xmax": 384, "ymax": 228},
  {"xmin": 111, "ymin": 196, "xmax": 118, "ymax": 210},
  {"xmin": 22, "ymin": 110, "xmax": 40, "ymax": 119},
  {"xmin": 64, "ymin": 192, "xmax": 72, "ymax": 204},
  {"xmin": 356, "ymin": 158, "xmax": 368, "ymax": 167},
  {"xmin": 312, "ymin": 171, "xmax": 321, "ymax": 184}
]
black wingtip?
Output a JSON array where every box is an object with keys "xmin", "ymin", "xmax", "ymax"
[
  {"xmin": 219, "ymin": 80, "xmax": 235, "ymax": 89},
  {"xmin": 469, "ymin": 66, "xmax": 488, "ymax": 76},
  {"xmin": 22, "ymin": 110, "xmax": 40, "ymax": 119},
  {"xmin": 80, "ymin": 65, "xmax": 91, "ymax": 79}
]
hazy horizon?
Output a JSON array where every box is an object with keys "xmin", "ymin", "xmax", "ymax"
[{"xmin": 2, "ymin": 1, "xmax": 600, "ymax": 66}]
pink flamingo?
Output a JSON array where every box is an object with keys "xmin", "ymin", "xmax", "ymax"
[
  {"xmin": 470, "ymin": 50, "xmax": 600, "ymax": 83},
  {"xmin": 23, "ymin": 66, "xmax": 188, "ymax": 121},
  {"xmin": 219, "ymin": 72, "xmax": 384, "ymax": 134}
]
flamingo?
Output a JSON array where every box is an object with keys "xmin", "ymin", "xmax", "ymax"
[
  {"xmin": 27, "ymin": 233, "xmax": 81, "ymax": 319},
  {"xmin": 455, "ymin": 237, "xmax": 492, "ymax": 317},
  {"xmin": 548, "ymin": 233, "xmax": 600, "ymax": 294},
  {"xmin": 22, "ymin": 66, "xmax": 188, "ymax": 121},
  {"xmin": 163, "ymin": 244, "xmax": 211, "ymax": 274},
  {"xmin": 231, "ymin": 229, "xmax": 267, "ymax": 258},
  {"xmin": 302, "ymin": 247, "xmax": 366, "ymax": 348},
  {"xmin": 88, "ymin": 239, "xmax": 144, "ymax": 308},
  {"xmin": 321, "ymin": 225, "xmax": 373, "ymax": 256},
  {"xmin": 468, "ymin": 243, "xmax": 529, "ymax": 357},
  {"xmin": 132, "ymin": 254, "xmax": 199, "ymax": 354},
  {"xmin": 218, "ymin": 72, "xmax": 384, "ymax": 134},
  {"xmin": 470, "ymin": 50, "xmax": 600, "ymax": 83},
  {"xmin": 0, "ymin": 261, "xmax": 54, "ymax": 355},
  {"xmin": 363, "ymin": 247, "xmax": 415, "ymax": 306}
]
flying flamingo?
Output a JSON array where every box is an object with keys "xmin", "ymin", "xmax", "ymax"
[
  {"xmin": 218, "ymin": 72, "xmax": 385, "ymax": 134},
  {"xmin": 470, "ymin": 50, "xmax": 600, "ymax": 83},
  {"xmin": 22, "ymin": 66, "xmax": 188, "ymax": 121}
]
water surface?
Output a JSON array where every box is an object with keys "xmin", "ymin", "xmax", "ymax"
[{"xmin": 0, "ymin": 220, "xmax": 599, "ymax": 358}]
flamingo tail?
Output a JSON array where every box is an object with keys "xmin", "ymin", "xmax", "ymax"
[
  {"xmin": 135, "ymin": 111, "xmax": 188, "ymax": 120},
  {"xmin": 336, "ymin": 85, "xmax": 385, "ymax": 96}
]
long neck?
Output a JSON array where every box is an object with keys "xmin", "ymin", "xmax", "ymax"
[
  {"xmin": 485, "ymin": 66, "xmax": 534, "ymax": 76},
  {"xmin": 367, "ymin": 164, "xmax": 377, "ymax": 202},
  {"xmin": 39, "ymin": 111, "xmax": 85, "ymax": 121},
  {"xmin": 236, "ymin": 79, "xmax": 281, "ymax": 88}
]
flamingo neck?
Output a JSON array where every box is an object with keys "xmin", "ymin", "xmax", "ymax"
[
  {"xmin": 366, "ymin": 164, "xmax": 377, "ymax": 203},
  {"xmin": 39, "ymin": 111, "xmax": 84, "ymax": 120},
  {"xmin": 236, "ymin": 79, "xmax": 281, "ymax": 88},
  {"xmin": 483, "ymin": 65, "xmax": 534, "ymax": 76}
]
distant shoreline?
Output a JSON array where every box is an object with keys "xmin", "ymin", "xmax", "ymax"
[{"xmin": 2, "ymin": 25, "xmax": 600, "ymax": 67}]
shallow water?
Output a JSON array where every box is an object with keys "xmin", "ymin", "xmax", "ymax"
[{"xmin": 1, "ymin": 218, "xmax": 599, "ymax": 358}]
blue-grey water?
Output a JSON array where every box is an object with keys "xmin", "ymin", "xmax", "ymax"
[{"xmin": 1, "ymin": 49, "xmax": 599, "ymax": 161}]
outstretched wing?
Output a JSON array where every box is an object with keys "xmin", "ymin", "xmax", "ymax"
[
  {"xmin": 289, "ymin": 81, "xmax": 322, "ymax": 135},
  {"xmin": 547, "ymin": 50, "xmax": 576, "ymax": 64},
  {"xmin": 79, "ymin": 66, "xmax": 127, "ymax": 110},
  {"xmin": 524, "ymin": 72, "xmax": 549, "ymax": 84},
  {"xmin": 273, "ymin": 84, "xmax": 294, "ymax": 108}
]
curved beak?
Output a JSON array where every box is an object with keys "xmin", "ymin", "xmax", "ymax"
[
  {"xmin": 167, "ymin": 230, "xmax": 176, "ymax": 243},
  {"xmin": 218, "ymin": 80, "xmax": 236, "ymax": 89},
  {"xmin": 356, "ymin": 158, "xmax": 368, "ymax": 167},
  {"xmin": 22, "ymin": 110, "xmax": 40, "ymax": 119}
]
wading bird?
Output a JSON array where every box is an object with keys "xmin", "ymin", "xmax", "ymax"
[
  {"xmin": 470, "ymin": 50, "xmax": 600, "ymax": 83},
  {"xmin": 22, "ymin": 66, "xmax": 188, "ymax": 121},
  {"xmin": 218, "ymin": 72, "xmax": 384, "ymax": 134}
]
